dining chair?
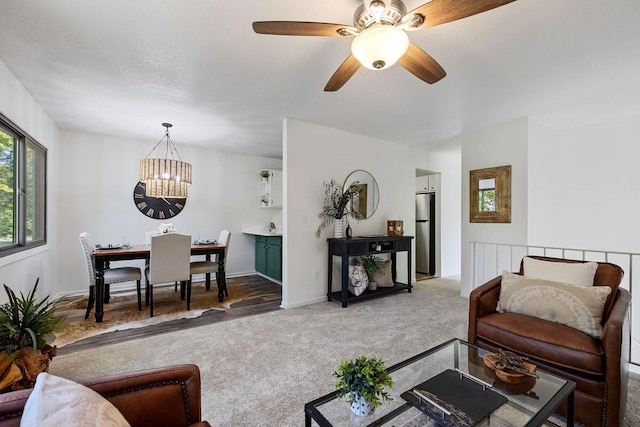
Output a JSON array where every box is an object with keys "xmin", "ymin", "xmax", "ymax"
[
  {"xmin": 145, "ymin": 233, "xmax": 192, "ymax": 317},
  {"xmin": 189, "ymin": 229, "xmax": 231, "ymax": 296},
  {"xmin": 79, "ymin": 232, "xmax": 142, "ymax": 319}
]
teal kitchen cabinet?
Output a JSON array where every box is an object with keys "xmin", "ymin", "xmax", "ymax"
[{"xmin": 255, "ymin": 235, "xmax": 282, "ymax": 281}]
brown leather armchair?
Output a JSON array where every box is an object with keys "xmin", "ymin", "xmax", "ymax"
[
  {"xmin": 469, "ymin": 256, "xmax": 631, "ymax": 427},
  {"xmin": 0, "ymin": 364, "xmax": 211, "ymax": 427}
]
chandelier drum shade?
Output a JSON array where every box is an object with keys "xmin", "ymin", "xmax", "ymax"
[{"xmin": 139, "ymin": 123, "xmax": 192, "ymax": 198}]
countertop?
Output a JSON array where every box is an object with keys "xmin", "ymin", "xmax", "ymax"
[{"xmin": 242, "ymin": 227, "xmax": 282, "ymax": 237}]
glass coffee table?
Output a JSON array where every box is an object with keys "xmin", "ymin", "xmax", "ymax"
[{"xmin": 305, "ymin": 338, "xmax": 575, "ymax": 427}]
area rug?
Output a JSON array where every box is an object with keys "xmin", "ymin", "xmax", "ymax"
[{"xmin": 52, "ymin": 276, "xmax": 281, "ymax": 348}]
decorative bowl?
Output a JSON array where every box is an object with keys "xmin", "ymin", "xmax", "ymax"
[{"xmin": 482, "ymin": 353, "xmax": 537, "ymax": 384}]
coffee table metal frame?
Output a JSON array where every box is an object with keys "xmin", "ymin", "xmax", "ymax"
[{"xmin": 305, "ymin": 338, "xmax": 575, "ymax": 427}]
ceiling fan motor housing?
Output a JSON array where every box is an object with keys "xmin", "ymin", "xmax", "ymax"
[{"xmin": 354, "ymin": 0, "xmax": 407, "ymax": 29}]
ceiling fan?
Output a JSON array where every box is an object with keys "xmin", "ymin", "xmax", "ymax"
[{"xmin": 253, "ymin": 0, "xmax": 516, "ymax": 91}]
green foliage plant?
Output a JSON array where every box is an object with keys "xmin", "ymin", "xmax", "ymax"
[
  {"xmin": 359, "ymin": 255, "xmax": 386, "ymax": 276},
  {"xmin": 0, "ymin": 279, "xmax": 63, "ymax": 355},
  {"xmin": 333, "ymin": 355, "xmax": 394, "ymax": 407},
  {"xmin": 260, "ymin": 170, "xmax": 270, "ymax": 178},
  {"xmin": 316, "ymin": 179, "xmax": 361, "ymax": 237}
]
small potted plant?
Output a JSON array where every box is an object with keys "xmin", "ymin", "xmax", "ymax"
[
  {"xmin": 359, "ymin": 255, "xmax": 385, "ymax": 291},
  {"xmin": 0, "ymin": 279, "xmax": 64, "ymax": 392},
  {"xmin": 316, "ymin": 179, "xmax": 361, "ymax": 238},
  {"xmin": 333, "ymin": 355, "xmax": 394, "ymax": 416},
  {"xmin": 260, "ymin": 170, "xmax": 270, "ymax": 182}
]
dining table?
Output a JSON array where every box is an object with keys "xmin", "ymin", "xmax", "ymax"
[{"xmin": 91, "ymin": 242, "xmax": 227, "ymax": 323}]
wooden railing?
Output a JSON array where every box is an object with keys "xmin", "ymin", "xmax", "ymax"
[{"xmin": 470, "ymin": 241, "xmax": 640, "ymax": 368}]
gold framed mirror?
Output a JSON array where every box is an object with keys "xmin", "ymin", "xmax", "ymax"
[{"xmin": 469, "ymin": 165, "xmax": 511, "ymax": 223}]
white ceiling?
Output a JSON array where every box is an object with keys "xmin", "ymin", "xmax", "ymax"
[{"xmin": 1, "ymin": 0, "xmax": 640, "ymax": 159}]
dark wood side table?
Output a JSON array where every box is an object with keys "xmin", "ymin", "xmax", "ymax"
[{"xmin": 327, "ymin": 235, "xmax": 413, "ymax": 307}]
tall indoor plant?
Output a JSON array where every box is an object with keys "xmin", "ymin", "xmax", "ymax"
[
  {"xmin": 334, "ymin": 354, "xmax": 394, "ymax": 416},
  {"xmin": 0, "ymin": 279, "xmax": 63, "ymax": 392},
  {"xmin": 316, "ymin": 179, "xmax": 360, "ymax": 238}
]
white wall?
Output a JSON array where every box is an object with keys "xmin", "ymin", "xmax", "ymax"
[
  {"xmin": 0, "ymin": 59, "xmax": 59, "ymax": 301},
  {"xmin": 284, "ymin": 119, "xmax": 413, "ymax": 308},
  {"xmin": 410, "ymin": 143, "xmax": 462, "ymax": 279},
  {"xmin": 528, "ymin": 116, "xmax": 640, "ymax": 252},
  {"xmin": 55, "ymin": 130, "xmax": 282, "ymax": 297},
  {"xmin": 460, "ymin": 117, "xmax": 529, "ymax": 296}
]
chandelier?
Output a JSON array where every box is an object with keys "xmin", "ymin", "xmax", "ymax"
[{"xmin": 139, "ymin": 123, "xmax": 192, "ymax": 198}]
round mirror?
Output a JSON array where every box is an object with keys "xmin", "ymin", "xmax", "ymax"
[{"xmin": 343, "ymin": 170, "xmax": 380, "ymax": 220}]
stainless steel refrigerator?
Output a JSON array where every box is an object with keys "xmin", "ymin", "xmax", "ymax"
[{"xmin": 415, "ymin": 193, "xmax": 435, "ymax": 275}]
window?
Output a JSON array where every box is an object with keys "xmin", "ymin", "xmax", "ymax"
[
  {"xmin": 0, "ymin": 114, "xmax": 47, "ymax": 256},
  {"xmin": 478, "ymin": 178, "xmax": 496, "ymax": 212}
]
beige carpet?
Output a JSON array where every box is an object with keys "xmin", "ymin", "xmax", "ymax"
[
  {"xmin": 48, "ymin": 277, "xmax": 640, "ymax": 427},
  {"xmin": 52, "ymin": 279, "xmax": 272, "ymax": 348}
]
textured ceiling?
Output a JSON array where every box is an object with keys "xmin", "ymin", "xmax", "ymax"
[{"xmin": 1, "ymin": 0, "xmax": 640, "ymax": 159}]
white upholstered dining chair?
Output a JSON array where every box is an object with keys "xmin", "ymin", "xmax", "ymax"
[
  {"xmin": 79, "ymin": 232, "xmax": 142, "ymax": 319},
  {"xmin": 145, "ymin": 233, "xmax": 192, "ymax": 317},
  {"xmin": 190, "ymin": 229, "xmax": 231, "ymax": 296}
]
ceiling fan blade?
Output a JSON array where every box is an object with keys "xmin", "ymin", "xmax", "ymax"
[
  {"xmin": 252, "ymin": 21, "xmax": 358, "ymax": 37},
  {"xmin": 404, "ymin": 0, "xmax": 516, "ymax": 30},
  {"xmin": 324, "ymin": 55, "xmax": 361, "ymax": 92},
  {"xmin": 398, "ymin": 44, "xmax": 446, "ymax": 84}
]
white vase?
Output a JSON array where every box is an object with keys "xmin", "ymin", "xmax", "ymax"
[
  {"xmin": 334, "ymin": 219, "xmax": 344, "ymax": 238},
  {"xmin": 351, "ymin": 394, "xmax": 374, "ymax": 416}
]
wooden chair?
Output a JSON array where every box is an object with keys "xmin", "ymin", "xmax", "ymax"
[
  {"xmin": 79, "ymin": 232, "xmax": 142, "ymax": 319},
  {"xmin": 190, "ymin": 229, "xmax": 231, "ymax": 296},
  {"xmin": 145, "ymin": 233, "xmax": 192, "ymax": 317}
]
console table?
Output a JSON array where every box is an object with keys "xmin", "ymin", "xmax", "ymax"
[{"xmin": 327, "ymin": 236, "xmax": 413, "ymax": 307}]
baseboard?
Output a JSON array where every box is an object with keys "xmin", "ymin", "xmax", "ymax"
[
  {"xmin": 255, "ymin": 272, "xmax": 282, "ymax": 286},
  {"xmin": 280, "ymin": 295, "xmax": 326, "ymax": 309}
]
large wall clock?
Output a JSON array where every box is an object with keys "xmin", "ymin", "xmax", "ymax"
[{"xmin": 133, "ymin": 181, "xmax": 186, "ymax": 219}]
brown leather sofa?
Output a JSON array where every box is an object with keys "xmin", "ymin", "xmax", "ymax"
[
  {"xmin": 0, "ymin": 364, "xmax": 211, "ymax": 427},
  {"xmin": 469, "ymin": 256, "xmax": 631, "ymax": 427}
]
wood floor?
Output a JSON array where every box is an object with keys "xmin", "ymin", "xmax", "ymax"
[
  {"xmin": 416, "ymin": 272, "xmax": 437, "ymax": 281},
  {"xmin": 57, "ymin": 275, "xmax": 282, "ymax": 355}
]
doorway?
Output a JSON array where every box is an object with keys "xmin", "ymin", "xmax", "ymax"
[{"xmin": 415, "ymin": 169, "xmax": 440, "ymax": 280}]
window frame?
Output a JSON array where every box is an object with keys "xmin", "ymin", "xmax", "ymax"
[{"xmin": 0, "ymin": 112, "xmax": 47, "ymax": 257}]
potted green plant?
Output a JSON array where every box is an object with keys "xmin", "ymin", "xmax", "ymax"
[
  {"xmin": 359, "ymin": 255, "xmax": 385, "ymax": 290},
  {"xmin": 334, "ymin": 355, "xmax": 394, "ymax": 416},
  {"xmin": 0, "ymin": 279, "xmax": 64, "ymax": 392},
  {"xmin": 260, "ymin": 170, "xmax": 270, "ymax": 182},
  {"xmin": 316, "ymin": 179, "xmax": 361, "ymax": 238}
]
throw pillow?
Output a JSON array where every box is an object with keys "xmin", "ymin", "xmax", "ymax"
[
  {"xmin": 348, "ymin": 264, "xmax": 369, "ymax": 296},
  {"xmin": 371, "ymin": 260, "xmax": 394, "ymax": 288},
  {"xmin": 498, "ymin": 272, "xmax": 611, "ymax": 338},
  {"xmin": 522, "ymin": 257, "xmax": 598, "ymax": 286},
  {"xmin": 20, "ymin": 373, "xmax": 131, "ymax": 427}
]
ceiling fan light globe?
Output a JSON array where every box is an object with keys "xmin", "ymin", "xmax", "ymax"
[{"xmin": 351, "ymin": 25, "xmax": 409, "ymax": 70}]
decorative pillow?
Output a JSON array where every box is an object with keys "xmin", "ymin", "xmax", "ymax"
[
  {"xmin": 371, "ymin": 260, "xmax": 394, "ymax": 288},
  {"xmin": 498, "ymin": 272, "xmax": 611, "ymax": 338},
  {"xmin": 20, "ymin": 373, "xmax": 131, "ymax": 427},
  {"xmin": 348, "ymin": 264, "xmax": 369, "ymax": 296},
  {"xmin": 523, "ymin": 257, "xmax": 597, "ymax": 286}
]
